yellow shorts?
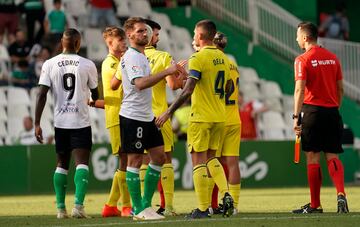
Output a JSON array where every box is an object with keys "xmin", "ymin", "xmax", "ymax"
[
  {"xmin": 108, "ymin": 124, "xmax": 121, "ymax": 155},
  {"xmin": 187, "ymin": 122, "xmax": 225, "ymax": 153},
  {"xmin": 144, "ymin": 119, "xmax": 174, "ymax": 154},
  {"xmin": 161, "ymin": 119, "xmax": 174, "ymax": 152},
  {"xmin": 216, "ymin": 123, "xmax": 241, "ymax": 157}
]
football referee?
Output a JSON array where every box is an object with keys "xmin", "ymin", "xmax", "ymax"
[{"xmin": 292, "ymin": 22, "xmax": 348, "ymax": 214}]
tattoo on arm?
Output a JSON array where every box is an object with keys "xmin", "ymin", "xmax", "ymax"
[{"xmin": 168, "ymin": 78, "xmax": 196, "ymax": 114}]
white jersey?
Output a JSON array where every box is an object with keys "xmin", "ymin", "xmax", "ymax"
[
  {"xmin": 39, "ymin": 53, "xmax": 98, "ymax": 129},
  {"xmin": 120, "ymin": 47, "xmax": 153, "ymax": 122}
]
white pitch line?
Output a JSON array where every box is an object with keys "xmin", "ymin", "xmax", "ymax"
[{"xmin": 50, "ymin": 214, "xmax": 360, "ymax": 227}]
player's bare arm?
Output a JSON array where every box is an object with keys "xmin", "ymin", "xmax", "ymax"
[
  {"xmin": 156, "ymin": 77, "xmax": 196, "ymax": 127},
  {"xmin": 34, "ymin": 85, "xmax": 50, "ymax": 143},
  {"xmin": 88, "ymin": 87, "xmax": 99, "ymax": 107},
  {"xmin": 134, "ymin": 63, "xmax": 186, "ymax": 90},
  {"xmin": 293, "ymin": 80, "xmax": 305, "ymax": 136}
]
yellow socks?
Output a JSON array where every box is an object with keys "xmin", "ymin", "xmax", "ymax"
[
  {"xmin": 206, "ymin": 158, "xmax": 228, "ymax": 197},
  {"xmin": 106, "ymin": 170, "xmax": 121, "ymax": 207},
  {"xmin": 229, "ymin": 183, "xmax": 241, "ymax": 209},
  {"xmin": 161, "ymin": 163, "xmax": 174, "ymax": 209},
  {"xmin": 193, "ymin": 164, "xmax": 209, "ymax": 211},
  {"xmin": 207, "ymin": 176, "xmax": 215, "ymax": 207},
  {"xmin": 118, "ymin": 170, "xmax": 131, "ymax": 207},
  {"xmin": 139, "ymin": 164, "xmax": 148, "ymax": 196}
]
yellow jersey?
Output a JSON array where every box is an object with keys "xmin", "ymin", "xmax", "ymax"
[
  {"xmin": 188, "ymin": 46, "xmax": 230, "ymax": 122},
  {"xmin": 101, "ymin": 54, "xmax": 123, "ymax": 128},
  {"xmin": 225, "ymin": 58, "xmax": 241, "ymax": 125},
  {"xmin": 144, "ymin": 46, "xmax": 173, "ymax": 116}
]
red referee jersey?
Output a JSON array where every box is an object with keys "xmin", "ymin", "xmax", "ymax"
[{"xmin": 294, "ymin": 45, "xmax": 343, "ymax": 107}]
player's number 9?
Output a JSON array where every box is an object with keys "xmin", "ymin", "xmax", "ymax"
[{"xmin": 63, "ymin": 73, "xmax": 76, "ymax": 100}]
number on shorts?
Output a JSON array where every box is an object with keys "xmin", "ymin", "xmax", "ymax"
[
  {"xmin": 63, "ymin": 73, "xmax": 76, "ymax": 100},
  {"xmin": 136, "ymin": 127, "xmax": 143, "ymax": 138},
  {"xmin": 214, "ymin": 70, "xmax": 225, "ymax": 99}
]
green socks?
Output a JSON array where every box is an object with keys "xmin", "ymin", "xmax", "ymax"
[
  {"xmin": 74, "ymin": 164, "xmax": 89, "ymax": 206},
  {"xmin": 126, "ymin": 167, "xmax": 143, "ymax": 215},
  {"xmin": 142, "ymin": 164, "xmax": 161, "ymax": 209},
  {"xmin": 53, "ymin": 167, "xmax": 68, "ymax": 209}
]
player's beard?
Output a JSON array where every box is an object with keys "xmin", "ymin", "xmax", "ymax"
[{"xmin": 136, "ymin": 36, "xmax": 149, "ymax": 46}]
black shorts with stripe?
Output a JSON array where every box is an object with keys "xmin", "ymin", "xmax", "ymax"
[
  {"xmin": 120, "ymin": 116, "xmax": 164, "ymax": 154},
  {"xmin": 301, "ymin": 104, "xmax": 343, "ymax": 153},
  {"xmin": 54, "ymin": 126, "xmax": 92, "ymax": 154}
]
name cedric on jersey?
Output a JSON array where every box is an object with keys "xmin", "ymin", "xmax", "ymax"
[{"xmin": 57, "ymin": 60, "xmax": 80, "ymax": 67}]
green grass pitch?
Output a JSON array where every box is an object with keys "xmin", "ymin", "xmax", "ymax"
[{"xmin": 1, "ymin": 187, "xmax": 360, "ymax": 226}]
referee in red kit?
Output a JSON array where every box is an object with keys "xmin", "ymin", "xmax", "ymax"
[{"xmin": 292, "ymin": 22, "xmax": 349, "ymax": 214}]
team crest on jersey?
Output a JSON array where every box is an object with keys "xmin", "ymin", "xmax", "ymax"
[
  {"xmin": 131, "ymin": 65, "xmax": 142, "ymax": 75},
  {"xmin": 135, "ymin": 141, "xmax": 142, "ymax": 149},
  {"xmin": 110, "ymin": 62, "xmax": 117, "ymax": 69}
]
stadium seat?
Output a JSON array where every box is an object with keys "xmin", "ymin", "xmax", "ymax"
[
  {"xmin": 281, "ymin": 95, "xmax": 294, "ymax": 111},
  {"xmin": 260, "ymin": 128, "xmax": 286, "ymax": 140},
  {"xmin": 0, "ymin": 120, "xmax": 6, "ymax": 138},
  {"xmin": 84, "ymin": 28, "xmax": 108, "ymax": 62},
  {"xmin": 157, "ymin": 29, "xmax": 174, "ymax": 54},
  {"xmin": 239, "ymin": 82, "xmax": 262, "ymax": 101},
  {"xmin": 114, "ymin": 0, "xmax": 132, "ymax": 17},
  {"xmin": 7, "ymin": 87, "xmax": 31, "ymax": 105},
  {"xmin": 40, "ymin": 118, "xmax": 54, "ymax": 136},
  {"xmin": 264, "ymin": 97, "xmax": 283, "ymax": 112},
  {"xmin": 260, "ymin": 80, "xmax": 283, "ymax": 98},
  {"xmin": 150, "ymin": 12, "xmax": 172, "ymax": 30},
  {"xmin": 130, "ymin": 0, "xmax": 152, "ymax": 17},
  {"xmin": 63, "ymin": 0, "xmax": 88, "ymax": 17},
  {"xmin": 0, "ymin": 88, "xmax": 7, "ymax": 106},
  {"xmin": 7, "ymin": 118, "xmax": 24, "ymax": 142},
  {"xmin": 0, "ymin": 106, "xmax": 7, "ymax": 121},
  {"xmin": 169, "ymin": 26, "xmax": 192, "ymax": 46},
  {"xmin": 0, "ymin": 44, "xmax": 10, "ymax": 62},
  {"xmin": 260, "ymin": 111, "xmax": 287, "ymax": 129},
  {"xmin": 7, "ymin": 105, "xmax": 30, "ymax": 120},
  {"xmin": 238, "ymin": 67, "xmax": 260, "ymax": 83}
]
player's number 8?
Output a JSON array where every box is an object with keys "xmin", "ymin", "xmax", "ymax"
[
  {"xmin": 63, "ymin": 73, "xmax": 76, "ymax": 100},
  {"xmin": 136, "ymin": 127, "xmax": 143, "ymax": 138}
]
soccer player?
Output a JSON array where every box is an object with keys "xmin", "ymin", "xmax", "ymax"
[
  {"xmin": 34, "ymin": 28, "xmax": 99, "ymax": 219},
  {"xmin": 211, "ymin": 32, "xmax": 241, "ymax": 215},
  {"xmin": 292, "ymin": 22, "xmax": 348, "ymax": 214},
  {"xmin": 110, "ymin": 17, "xmax": 185, "ymax": 220},
  {"xmin": 156, "ymin": 20, "xmax": 234, "ymax": 218},
  {"xmin": 140, "ymin": 19, "xmax": 185, "ymax": 216},
  {"xmin": 91, "ymin": 26, "xmax": 132, "ymax": 217}
]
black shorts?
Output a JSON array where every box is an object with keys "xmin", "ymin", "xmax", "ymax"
[
  {"xmin": 55, "ymin": 126, "xmax": 92, "ymax": 154},
  {"xmin": 120, "ymin": 116, "xmax": 164, "ymax": 154},
  {"xmin": 301, "ymin": 104, "xmax": 343, "ymax": 153}
]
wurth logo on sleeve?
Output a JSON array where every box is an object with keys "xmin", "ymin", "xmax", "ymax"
[
  {"xmin": 311, "ymin": 60, "xmax": 318, "ymax": 67},
  {"xmin": 311, "ymin": 59, "xmax": 336, "ymax": 67}
]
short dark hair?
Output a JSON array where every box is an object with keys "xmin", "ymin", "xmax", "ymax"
[
  {"xmin": 103, "ymin": 26, "xmax": 126, "ymax": 40},
  {"xmin": 196, "ymin": 20, "xmax": 217, "ymax": 41},
  {"xmin": 298, "ymin": 22, "xmax": 318, "ymax": 41},
  {"xmin": 213, "ymin": 32, "xmax": 227, "ymax": 49},
  {"xmin": 124, "ymin": 17, "xmax": 146, "ymax": 32},
  {"xmin": 62, "ymin": 28, "xmax": 81, "ymax": 50},
  {"xmin": 145, "ymin": 19, "xmax": 161, "ymax": 30},
  {"xmin": 53, "ymin": 0, "xmax": 61, "ymax": 4}
]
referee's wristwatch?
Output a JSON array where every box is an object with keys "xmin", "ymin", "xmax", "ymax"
[{"xmin": 292, "ymin": 114, "xmax": 298, "ymax": 119}]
